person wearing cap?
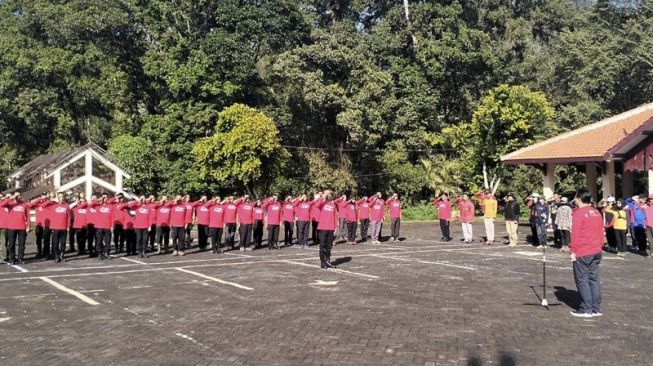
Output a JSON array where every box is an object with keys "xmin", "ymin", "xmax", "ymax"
[
  {"xmin": 613, "ymin": 200, "xmax": 628, "ymax": 257},
  {"xmin": 624, "ymin": 195, "xmax": 647, "ymax": 254},
  {"xmin": 555, "ymin": 197, "xmax": 572, "ymax": 251},
  {"xmin": 533, "ymin": 196, "xmax": 549, "ymax": 247},
  {"xmin": 503, "ymin": 194, "xmax": 520, "ymax": 247},
  {"xmin": 526, "ymin": 193, "xmax": 540, "ymax": 244}
]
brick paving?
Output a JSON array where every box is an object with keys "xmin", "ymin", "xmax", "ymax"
[{"xmin": 0, "ymin": 221, "xmax": 652, "ymax": 365}]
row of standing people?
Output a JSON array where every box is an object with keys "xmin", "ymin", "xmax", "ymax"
[{"xmin": 0, "ymin": 190, "xmax": 404, "ymax": 268}]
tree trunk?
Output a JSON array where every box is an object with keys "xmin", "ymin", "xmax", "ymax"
[{"xmin": 403, "ymin": 0, "xmax": 418, "ymax": 46}]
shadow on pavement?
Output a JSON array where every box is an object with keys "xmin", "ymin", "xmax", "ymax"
[
  {"xmin": 331, "ymin": 256, "xmax": 352, "ymax": 266},
  {"xmin": 553, "ymin": 286, "xmax": 580, "ymax": 309},
  {"xmin": 467, "ymin": 351, "xmax": 517, "ymax": 365}
]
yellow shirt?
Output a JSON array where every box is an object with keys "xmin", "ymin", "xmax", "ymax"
[
  {"xmin": 613, "ymin": 209, "xmax": 628, "ymax": 231},
  {"xmin": 483, "ymin": 198, "xmax": 497, "ymax": 219}
]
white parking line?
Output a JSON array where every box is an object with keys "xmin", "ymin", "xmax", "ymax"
[
  {"xmin": 120, "ymin": 257, "xmax": 148, "ymax": 265},
  {"xmin": 374, "ymin": 255, "xmax": 478, "ymax": 270},
  {"xmin": 11, "ymin": 265, "xmax": 28, "ymax": 273},
  {"xmin": 39, "ymin": 277, "xmax": 100, "ymax": 305},
  {"xmin": 280, "ymin": 260, "xmax": 380, "ymax": 279},
  {"xmin": 175, "ymin": 268, "xmax": 254, "ymax": 291}
]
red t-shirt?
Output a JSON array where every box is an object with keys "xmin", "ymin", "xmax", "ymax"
[
  {"xmin": 570, "ymin": 206, "xmax": 604, "ymax": 257},
  {"xmin": 170, "ymin": 204, "xmax": 187, "ymax": 227},
  {"xmin": 130, "ymin": 202, "xmax": 153, "ymax": 229},
  {"xmin": 238, "ymin": 202, "xmax": 254, "ymax": 224},
  {"xmin": 196, "ymin": 202, "xmax": 214, "ymax": 226},
  {"xmin": 370, "ymin": 199, "xmax": 385, "ymax": 222},
  {"xmin": 264, "ymin": 201, "xmax": 282, "ymax": 225},
  {"xmin": 310, "ymin": 200, "xmax": 322, "ymax": 221},
  {"xmin": 94, "ymin": 203, "xmax": 114, "ymax": 229},
  {"xmin": 209, "ymin": 204, "xmax": 225, "ymax": 228},
  {"xmin": 254, "ymin": 206, "xmax": 264, "ymax": 221},
  {"xmin": 357, "ymin": 199, "xmax": 370, "ymax": 220},
  {"xmin": 294, "ymin": 201, "xmax": 312, "ymax": 222},
  {"xmin": 155, "ymin": 203, "xmax": 172, "ymax": 227},
  {"xmin": 72, "ymin": 203, "xmax": 88, "ymax": 229},
  {"xmin": 49, "ymin": 203, "xmax": 70, "ymax": 230},
  {"xmin": 433, "ymin": 199, "xmax": 452, "ymax": 221},
  {"xmin": 224, "ymin": 202, "xmax": 239, "ymax": 224},
  {"xmin": 387, "ymin": 199, "xmax": 401, "ymax": 219},
  {"xmin": 185, "ymin": 201, "xmax": 201, "ymax": 225},
  {"xmin": 458, "ymin": 200, "xmax": 475, "ymax": 223},
  {"xmin": 0, "ymin": 200, "xmax": 9, "ymax": 229},
  {"xmin": 335, "ymin": 199, "xmax": 348, "ymax": 219},
  {"xmin": 31, "ymin": 198, "xmax": 48, "ymax": 226},
  {"xmin": 344, "ymin": 202, "xmax": 358, "ymax": 222},
  {"xmin": 317, "ymin": 201, "xmax": 338, "ymax": 231},
  {"xmin": 282, "ymin": 202, "xmax": 295, "ymax": 222},
  {"xmin": 4, "ymin": 201, "xmax": 30, "ymax": 230}
]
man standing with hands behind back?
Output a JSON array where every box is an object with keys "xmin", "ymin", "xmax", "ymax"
[{"xmin": 570, "ymin": 189, "xmax": 604, "ymax": 318}]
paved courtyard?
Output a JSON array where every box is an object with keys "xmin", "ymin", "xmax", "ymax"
[{"xmin": 0, "ymin": 221, "xmax": 651, "ymax": 366}]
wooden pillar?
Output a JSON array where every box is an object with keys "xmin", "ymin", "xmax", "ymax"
[
  {"xmin": 622, "ymin": 170, "xmax": 634, "ymax": 198},
  {"xmin": 586, "ymin": 163, "xmax": 598, "ymax": 203},
  {"xmin": 542, "ymin": 163, "xmax": 556, "ymax": 200},
  {"xmin": 602, "ymin": 161, "xmax": 616, "ymax": 199}
]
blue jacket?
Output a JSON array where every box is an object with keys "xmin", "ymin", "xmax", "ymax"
[{"xmin": 625, "ymin": 198, "xmax": 646, "ymax": 228}]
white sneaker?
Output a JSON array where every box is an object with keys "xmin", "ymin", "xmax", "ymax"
[
  {"xmin": 570, "ymin": 310, "xmax": 593, "ymax": 318},
  {"xmin": 591, "ymin": 311, "xmax": 603, "ymax": 317}
]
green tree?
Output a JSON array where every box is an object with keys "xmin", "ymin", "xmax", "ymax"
[
  {"xmin": 108, "ymin": 135, "xmax": 162, "ymax": 195},
  {"xmin": 192, "ymin": 104, "xmax": 289, "ymax": 196}
]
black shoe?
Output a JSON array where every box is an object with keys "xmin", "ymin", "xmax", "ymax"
[{"xmin": 16, "ymin": 259, "xmax": 24, "ymax": 265}]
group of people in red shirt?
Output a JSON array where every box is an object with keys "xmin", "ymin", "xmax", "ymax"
[{"xmin": 0, "ymin": 189, "xmax": 403, "ymax": 269}]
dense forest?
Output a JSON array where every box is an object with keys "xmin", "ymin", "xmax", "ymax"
[{"xmin": 1, "ymin": 0, "xmax": 652, "ymax": 202}]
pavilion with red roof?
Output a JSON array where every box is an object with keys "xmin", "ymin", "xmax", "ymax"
[{"xmin": 501, "ymin": 102, "xmax": 653, "ymax": 201}]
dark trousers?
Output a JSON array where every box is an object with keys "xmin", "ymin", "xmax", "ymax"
[
  {"xmin": 346, "ymin": 220, "xmax": 357, "ymax": 242},
  {"xmin": 318, "ymin": 230, "xmax": 334, "ymax": 266},
  {"xmin": 253, "ymin": 220, "xmax": 264, "ymax": 247},
  {"xmin": 573, "ymin": 253, "xmax": 602, "ymax": 314},
  {"xmin": 197, "ymin": 224, "xmax": 209, "ymax": 250},
  {"xmin": 535, "ymin": 222, "xmax": 547, "ymax": 245},
  {"xmin": 75, "ymin": 228, "xmax": 87, "ymax": 253},
  {"xmin": 171, "ymin": 226, "xmax": 185, "ymax": 251},
  {"xmin": 95, "ymin": 228, "xmax": 111, "ymax": 255},
  {"xmin": 297, "ymin": 221, "xmax": 310, "ymax": 246},
  {"xmin": 51, "ymin": 229, "xmax": 67, "ymax": 260},
  {"xmin": 68, "ymin": 225, "xmax": 76, "ymax": 252},
  {"xmin": 0, "ymin": 228, "xmax": 7, "ymax": 261},
  {"xmin": 125, "ymin": 229, "xmax": 136, "ymax": 255},
  {"xmin": 359, "ymin": 219, "xmax": 369, "ymax": 241},
  {"xmin": 390, "ymin": 218, "xmax": 401, "ymax": 238},
  {"xmin": 185, "ymin": 224, "xmax": 192, "ymax": 244},
  {"xmin": 43, "ymin": 228, "xmax": 52, "ymax": 257},
  {"xmin": 239, "ymin": 223, "xmax": 253, "ymax": 248},
  {"xmin": 615, "ymin": 229, "xmax": 627, "ymax": 253},
  {"xmin": 338, "ymin": 218, "xmax": 346, "ymax": 239},
  {"xmin": 633, "ymin": 226, "xmax": 647, "ymax": 251},
  {"xmin": 646, "ymin": 227, "xmax": 653, "ymax": 252},
  {"xmin": 7, "ymin": 229, "xmax": 27, "ymax": 263},
  {"xmin": 268, "ymin": 225, "xmax": 280, "ymax": 249},
  {"xmin": 209, "ymin": 227, "xmax": 223, "ymax": 252},
  {"xmin": 156, "ymin": 226, "xmax": 170, "ymax": 252},
  {"xmin": 311, "ymin": 220, "xmax": 319, "ymax": 244},
  {"xmin": 135, "ymin": 228, "xmax": 149, "ymax": 255},
  {"xmin": 439, "ymin": 219, "xmax": 450, "ymax": 240},
  {"xmin": 86, "ymin": 224, "xmax": 96, "ymax": 254},
  {"xmin": 559, "ymin": 229, "xmax": 570, "ymax": 247},
  {"xmin": 605, "ymin": 227, "xmax": 616, "ymax": 249},
  {"xmin": 148, "ymin": 224, "xmax": 157, "ymax": 250},
  {"xmin": 113, "ymin": 224, "xmax": 124, "ymax": 253},
  {"xmin": 35, "ymin": 225, "xmax": 45, "ymax": 256},
  {"xmin": 283, "ymin": 221, "xmax": 293, "ymax": 245},
  {"xmin": 225, "ymin": 223, "xmax": 237, "ymax": 247},
  {"xmin": 529, "ymin": 218, "xmax": 538, "ymax": 243}
]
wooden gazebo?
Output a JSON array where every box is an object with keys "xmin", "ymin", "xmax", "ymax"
[{"xmin": 501, "ymin": 102, "xmax": 653, "ymax": 201}]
